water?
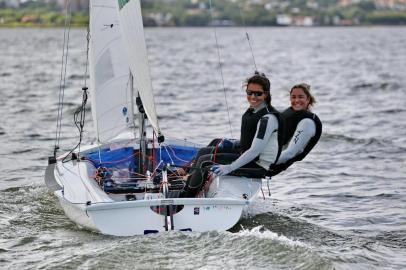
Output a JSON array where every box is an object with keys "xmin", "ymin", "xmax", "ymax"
[{"xmin": 0, "ymin": 27, "xmax": 405, "ymax": 269}]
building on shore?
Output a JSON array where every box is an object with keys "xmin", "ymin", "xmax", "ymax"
[{"xmin": 276, "ymin": 14, "xmax": 315, "ymax": 26}]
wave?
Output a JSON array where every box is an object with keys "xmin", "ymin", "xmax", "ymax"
[
  {"xmin": 9, "ymin": 149, "xmax": 34, "ymax": 155},
  {"xmin": 375, "ymin": 230, "xmax": 406, "ymax": 249},
  {"xmin": 307, "ymin": 192, "xmax": 403, "ymax": 201},
  {"xmin": 351, "ymin": 81, "xmax": 400, "ymax": 92},
  {"xmin": 236, "ymin": 225, "xmax": 309, "ymax": 248},
  {"xmin": 0, "ymin": 72, "xmax": 12, "ymax": 77},
  {"xmin": 322, "ymin": 133, "xmax": 406, "ymax": 155},
  {"xmin": 378, "ymin": 108, "xmax": 406, "ymax": 114},
  {"xmin": 322, "ymin": 133, "xmax": 393, "ymax": 146}
]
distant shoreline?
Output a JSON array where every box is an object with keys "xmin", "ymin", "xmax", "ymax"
[
  {"xmin": 1, "ymin": 24, "xmax": 406, "ymax": 29},
  {"xmin": 2, "ymin": 4, "xmax": 406, "ymax": 28}
]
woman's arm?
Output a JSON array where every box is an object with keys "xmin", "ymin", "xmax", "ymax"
[
  {"xmin": 212, "ymin": 114, "xmax": 278, "ymax": 175},
  {"xmin": 230, "ymin": 114, "xmax": 278, "ymax": 170},
  {"xmin": 277, "ymin": 118, "xmax": 316, "ymax": 164}
]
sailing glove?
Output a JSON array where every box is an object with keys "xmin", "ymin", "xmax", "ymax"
[{"xmin": 211, "ymin": 165, "xmax": 233, "ymax": 176}]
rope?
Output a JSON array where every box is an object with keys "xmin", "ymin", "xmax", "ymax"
[
  {"xmin": 238, "ymin": 3, "xmax": 257, "ymax": 72},
  {"xmin": 198, "ymin": 171, "xmax": 215, "ymax": 197},
  {"xmin": 208, "ymin": 0, "xmax": 233, "ymax": 138},
  {"xmin": 267, "ymin": 177, "xmax": 272, "ymax": 196},
  {"xmin": 78, "ymin": 27, "xmax": 91, "ymax": 156},
  {"xmin": 162, "ymin": 144, "xmax": 175, "ymax": 165},
  {"xmin": 152, "ymin": 131, "xmax": 156, "ymax": 169},
  {"xmin": 162, "ymin": 144, "xmax": 193, "ymax": 164},
  {"xmin": 212, "ymin": 139, "xmax": 223, "ymax": 163},
  {"xmin": 62, "ymin": 19, "xmax": 91, "ymax": 163},
  {"xmin": 54, "ymin": 0, "xmax": 72, "ymax": 155},
  {"xmin": 62, "ymin": 88, "xmax": 88, "ymax": 163},
  {"xmin": 83, "ymin": 27, "xmax": 91, "ymax": 89}
]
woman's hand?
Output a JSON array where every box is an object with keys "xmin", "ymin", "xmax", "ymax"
[{"xmin": 210, "ymin": 165, "xmax": 233, "ymax": 176}]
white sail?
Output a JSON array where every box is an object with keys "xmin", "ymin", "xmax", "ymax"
[
  {"xmin": 89, "ymin": 0, "xmax": 135, "ymax": 142},
  {"xmin": 116, "ymin": 0, "xmax": 161, "ymax": 136}
]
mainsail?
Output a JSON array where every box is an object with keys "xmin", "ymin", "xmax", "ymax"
[
  {"xmin": 116, "ymin": 0, "xmax": 161, "ymax": 136},
  {"xmin": 89, "ymin": 0, "xmax": 135, "ymax": 142}
]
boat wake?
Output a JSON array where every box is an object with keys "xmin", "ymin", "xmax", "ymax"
[{"xmin": 235, "ymin": 225, "xmax": 309, "ymax": 248}]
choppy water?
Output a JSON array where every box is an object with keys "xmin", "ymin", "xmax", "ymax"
[{"xmin": 1, "ymin": 27, "xmax": 406, "ymax": 269}]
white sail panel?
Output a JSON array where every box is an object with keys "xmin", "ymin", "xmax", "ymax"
[
  {"xmin": 116, "ymin": 0, "xmax": 161, "ymax": 135},
  {"xmin": 89, "ymin": 0, "xmax": 135, "ymax": 142}
]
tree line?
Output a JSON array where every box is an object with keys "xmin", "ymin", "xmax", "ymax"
[{"xmin": 0, "ymin": 0, "xmax": 405, "ymax": 27}]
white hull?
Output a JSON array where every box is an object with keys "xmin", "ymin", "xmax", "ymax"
[
  {"xmin": 57, "ymin": 194, "xmax": 98, "ymax": 231},
  {"xmin": 57, "ymin": 194, "xmax": 248, "ymax": 236},
  {"xmin": 46, "ymin": 140, "xmax": 262, "ymax": 236}
]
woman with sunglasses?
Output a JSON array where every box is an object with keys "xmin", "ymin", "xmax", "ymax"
[
  {"xmin": 269, "ymin": 83, "xmax": 322, "ymax": 176},
  {"xmin": 180, "ymin": 72, "xmax": 283, "ymax": 198}
]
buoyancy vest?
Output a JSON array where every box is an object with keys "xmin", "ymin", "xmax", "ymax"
[
  {"xmin": 240, "ymin": 107, "xmax": 268, "ymax": 153},
  {"xmin": 268, "ymin": 107, "xmax": 322, "ymax": 176},
  {"xmin": 239, "ymin": 105, "xmax": 284, "ymax": 167}
]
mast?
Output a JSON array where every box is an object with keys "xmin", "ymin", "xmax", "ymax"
[
  {"xmin": 129, "ymin": 71, "xmax": 137, "ymax": 136},
  {"xmin": 136, "ymin": 93, "xmax": 147, "ymax": 175},
  {"xmin": 129, "ymin": 71, "xmax": 147, "ymax": 175}
]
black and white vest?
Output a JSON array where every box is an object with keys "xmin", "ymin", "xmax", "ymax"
[
  {"xmin": 239, "ymin": 105, "xmax": 284, "ymax": 168},
  {"xmin": 269, "ymin": 107, "xmax": 322, "ymax": 176}
]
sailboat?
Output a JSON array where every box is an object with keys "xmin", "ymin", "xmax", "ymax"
[{"xmin": 44, "ymin": 0, "xmax": 262, "ymax": 236}]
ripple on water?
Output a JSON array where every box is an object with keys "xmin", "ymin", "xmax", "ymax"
[
  {"xmin": 10, "ymin": 236, "xmax": 38, "ymax": 248},
  {"xmin": 1, "ymin": 27, "xmax": 406, "ymax": 269},
  {"xmin": 375, "ymin": 230, "xmax": 406, "ymax": 249}
]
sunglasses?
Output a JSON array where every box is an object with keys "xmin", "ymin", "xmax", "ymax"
[{"xmin": 246, "ymin": 90, "xmax": 265, "ymax": 97}]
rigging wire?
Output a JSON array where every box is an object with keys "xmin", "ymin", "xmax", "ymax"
[
  {"xmin": 54, "ymin": 0, "xmax": 72, "ymax": 156},
  {"xmin": 238, "ymin": 2, "xmax": 258, "ymax": 72},
  {"xmin": 208, "ymin": 0, "xmax": 233, "ymax": 138},
  {"xmin": 77, "ymin": 26, "xmax": 91, "ymax": 155},
  {"xmin": 62, "ymin": 16, "xmax": 91, "ymax": 162},
  {"xmin": 62, "ymin": 87, "xmax": 88, "ymax": 163},
  {"xmin": 83, "ymin": 27, "xmax": 91, "ymax": 90}
]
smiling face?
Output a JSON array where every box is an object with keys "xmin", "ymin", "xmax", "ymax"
[
  {"xmin": 246, "ymin": 83, "xmax": 268, "ymax": 108},
  {"xmin": 290, "ymin": 87, "xmax": 310, "ymax": 111}
]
